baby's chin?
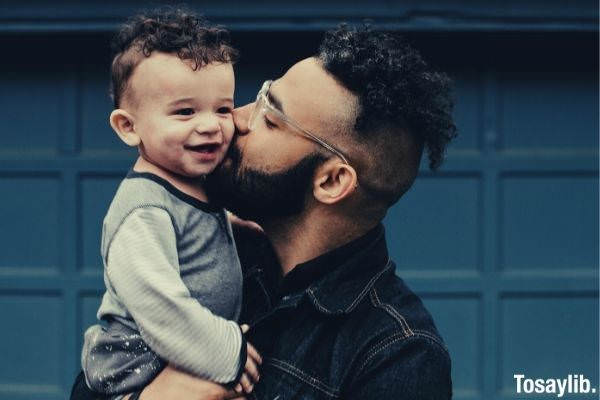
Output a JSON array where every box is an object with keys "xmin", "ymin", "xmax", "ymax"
[
  {"xmin": 180, "ymin": 157, "xmax": 228, "ymax": 179},
  {"xmin": 173, "ymin": 163, "xmax": 212, "ymax": 180}
]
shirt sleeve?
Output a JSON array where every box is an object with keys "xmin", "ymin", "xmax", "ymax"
[
  {"xmin": 105, "ymin": 206, "xmax": 245, "ymax": 384},
  {"xmin": 345, "ymin": 334, "xmax": 452, "ymax": 400}
]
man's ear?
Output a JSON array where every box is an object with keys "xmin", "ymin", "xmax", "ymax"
[
  {"xmin": 313, "ymin": 162, "xmax": 358, "ymax": 205},
  {"xmin": 109, "ymin": 109, "xmax": 140, "ymax": 147}
]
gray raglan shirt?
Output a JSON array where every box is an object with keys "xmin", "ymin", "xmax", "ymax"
[{"xmin": 81, "ymin": 171, "xmax": 244, "ymax": 392}]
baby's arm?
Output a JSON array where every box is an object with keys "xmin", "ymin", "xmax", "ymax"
[{"xmin": 103, "ymin": 207, "xmax": 245, "ymax": 384}]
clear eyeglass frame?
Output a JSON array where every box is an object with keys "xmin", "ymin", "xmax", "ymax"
[{"xmin": 248, "ymin": 80, "xmax": 350, "ymax": 165}]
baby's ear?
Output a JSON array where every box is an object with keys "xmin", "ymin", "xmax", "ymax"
[{"xmin": 109, "ymin": 109, "xmax": 140, "ymax": 147}]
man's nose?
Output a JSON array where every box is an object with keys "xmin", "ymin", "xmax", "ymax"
[{"xmin": 232, "ymin": 103, "xmax": 254, "ymax": 136}]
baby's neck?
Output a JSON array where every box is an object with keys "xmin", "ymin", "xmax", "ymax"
[{"xmin": 133, "ymin": 156, "xmax": 209, "ymax": 203}]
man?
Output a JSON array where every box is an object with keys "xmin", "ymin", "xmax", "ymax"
[{"xmin": 72, "ymin": 24, "xmax": 456, "ymax": 399}]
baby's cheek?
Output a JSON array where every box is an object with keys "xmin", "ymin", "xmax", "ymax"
[
  {"xmin": 161, "ymin": 137, "xmax": 184, "ymax": 157},
  {"xmin": 162, "ymin": 133, "xmax": 184, "ymax": 147}
]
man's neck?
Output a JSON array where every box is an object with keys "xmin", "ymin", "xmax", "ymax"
[
  {"xmin": 262, "ymin": 209, "xmax": 378, "ymax": 276},
  {"xmin": 133, "ymin": 156, "xmax": 208, "ymax": 202}
]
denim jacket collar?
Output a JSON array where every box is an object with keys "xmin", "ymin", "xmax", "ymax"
[{"xmin": 299, "ymin": 223, "xmax": 391, "ymax": 315}]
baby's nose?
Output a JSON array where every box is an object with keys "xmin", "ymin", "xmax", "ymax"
[{"xmin": 194, "ymin": 115, "xmax": 221, "ymax": 136}]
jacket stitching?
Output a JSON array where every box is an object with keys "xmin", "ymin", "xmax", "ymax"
[
  {"xmin": 254, "ymin": 275, "xmax": 273, "ymax": 310},
  {"xmin": 370, "ymin": 287, "xmax": 414, "ymax": 337},
  {"xmin": 307, "ymin": 259, "xmax": 392, "ymax": 314},
  {"xmin": 356, "ymin": 332, "xmax": 407, "ymax": 376},
  {"xmin": 344, "ymin": 260, "xmax": 392, "ymax": 313},
  {"xmin": 412, "ymin": 329, "xmax": 450, "ymax": 353},
  {"xmin": 356, "ymin": 331, "xmax": 447, "ymax": 378},
  {"xmin": 267, "ymin": 357, "xmax": 340, "ymax": 398},
  {"xmin": 307, "ymin": 288, "xmax": 332, "ymax": 313}
]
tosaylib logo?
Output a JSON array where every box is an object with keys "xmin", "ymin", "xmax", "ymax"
[{"xmin": 514, "ymin": 374, "xmax": 597, "ymax": 398}]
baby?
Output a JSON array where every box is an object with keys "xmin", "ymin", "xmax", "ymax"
[{"xmin": 81, "ymin": 9, "xmax": 260, "ymax": 396}]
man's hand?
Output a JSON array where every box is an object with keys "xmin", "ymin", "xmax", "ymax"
[
  {"xmin": 235, "ymin": 324, "xmax": 263, "ymax": 394},
  {"xmin": 131, "ymin": 325, "xmax": 262, "ymax": 400},
  {"xmin": 134, "ymin": 365, "xmax": 245, "ymax": 400},
  {"xmin": 226, "ymin": 211, "xmax": 263, "ymax": 234}
]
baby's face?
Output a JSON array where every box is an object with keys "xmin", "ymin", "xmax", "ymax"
[{"xmin": 127, "ymin": 53, "xmax": 235, "ymax": 178}]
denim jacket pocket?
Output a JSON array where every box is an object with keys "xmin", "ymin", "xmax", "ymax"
[{"xmin": 251, "ymin": 358, "xmax": 340, "ymax": 400}]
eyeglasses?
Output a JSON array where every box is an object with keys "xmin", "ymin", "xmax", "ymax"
[{"xmin": 248, "ymin": 80, "xmax": 350, "ymax": 164}]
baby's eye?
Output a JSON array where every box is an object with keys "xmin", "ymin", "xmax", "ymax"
[
  {"xmin": 217, "ymin": 106, "xmax": 232, "ymax": 114},
  {"xmin": 175, "ymin": 108, "xmax": 195, "ymax": 116}
]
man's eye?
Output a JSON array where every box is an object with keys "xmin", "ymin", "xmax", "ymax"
[
  {"xmin": 175, "ymin": 108, "xmax": 194, "ymax": 116},
  {"xmin": 217, "ymin": 106, "xmax": 232, "ymax": 114},
  {"xmin": 264, "ymin": 116, "xmax": 277, "ymax": 129}
]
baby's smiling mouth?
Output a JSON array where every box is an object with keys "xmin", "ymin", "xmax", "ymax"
[{"xmin": 184, "ymin": 143, "xmax": 221, "ymax": 153}]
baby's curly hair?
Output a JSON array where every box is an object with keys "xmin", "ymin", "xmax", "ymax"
[
  {"xmin": 319, "ymin": 24, "xmax": 456, "ymax": 172},
  {"xmin": 110, "ymin": 8, "xmax": 238, "ymax": 108}
]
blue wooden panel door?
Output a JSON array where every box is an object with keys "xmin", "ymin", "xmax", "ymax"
[
  {"xmin": 0, "ymin": 20, "xmax": 597, "ymax": 400},
  {"xmin": 384, "ymin": 33, "xmax": 599, "ymax": 399}
]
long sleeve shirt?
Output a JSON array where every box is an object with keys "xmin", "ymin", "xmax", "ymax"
[{"xmin": 81, "ymin": 171, "xmax": 245, "ymax": 393}]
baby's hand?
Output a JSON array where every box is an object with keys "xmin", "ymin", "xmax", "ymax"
[{"xmin": 235, "ymin": 324, "xmax": 262, "ymax": 394}]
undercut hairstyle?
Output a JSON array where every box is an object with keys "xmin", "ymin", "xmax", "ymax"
[
  {"xmin": 318, "ymin": 24, "xmax": 457, "ymax": 206},
  {"xmin": 110, "ymin": 8, "xmax": 239, "ymax": 108}
]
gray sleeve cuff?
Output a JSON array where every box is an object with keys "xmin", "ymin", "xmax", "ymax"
[{"xmin": 228, "ymin": 325, "xmax": 248, "ymax": 386}]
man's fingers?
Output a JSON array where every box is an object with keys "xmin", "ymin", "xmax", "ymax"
[
  {"xmin": 227, "ymin": 212, "xmax": 263, "ymax": 234},
  {"xmin": 245, "ymin": 357, "xmax": 260, "ymax": 383},
  {"xmin": 141, "ymin": 364, "xmax": 230, "ymax": 399},
  {"xmin": 225, "ymin": 389, "xmax": 247, "ymax": 400},
  {"xmin": 239, "ymin": 372, "xmax": 254, "ymax": 393},
  {"xmin": 247, "ymin": 342, "xmax": 262, "ymax": 364}
]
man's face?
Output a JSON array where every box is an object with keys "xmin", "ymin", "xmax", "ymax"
[
  {"xmin": 127, "ymin": 53, "xmax": 235, "ymax": 178},
  {"xmin": 205, "ymin": 57, "xmax": 356, "ymax": 221}
]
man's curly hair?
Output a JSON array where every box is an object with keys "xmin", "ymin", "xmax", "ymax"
[
  {"xmin": 318, "ymin": 25, "xmax": 456, "ymax": 172},
  {"xmin": 110, "ymin": 8, "xmax": 238, "ymax": 108}
]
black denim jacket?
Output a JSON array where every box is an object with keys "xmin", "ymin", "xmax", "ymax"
[
  {"xmin": 237, "ymin": 224, "xmax": 452, "ymax": 400},
  {"xmin": 71, "ymin": 224, "xmax": 451, "ymax": 400}
]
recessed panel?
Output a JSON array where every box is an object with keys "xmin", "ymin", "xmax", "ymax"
[
  {"xmin": 499, "ymin": 71, "xmax": 598, "ymax": 150},
  {"xmin": 500, "ymin": 295, "xmax": 599, "ymax": 394},
  {"xmin": 80, "ymin": 59, "xmax": 135, "ymax": 155},
  {"xmin": 0, "ymin": 53, "xmax": 65, "ymax": 152},
  {"xmin": 421, "ymin": 296, "xmax": 481, "ymax": 396},
  {"xmin": 78, "ymin": 293, "xmax": 104, "ymax": 355},
  {"xmin": 451, "ymin": 71, "xmax": 482, "ymax": 151},
  {"xmin": 500, "ymin": 175, "xmax": 598, "ymax": 272},
  {"xmin": 0, "ymin": 294, "xmax": 62, "ymax": 387},
  {"xmin": 384, "ymin": 176, "xmax": 481, "ymax": 272},
  {"xmin": 80, "ymin": 175, "xmax": 125, "ymax": 271},
  {"xmin": 0, "ymin": 176, "xmax": 59, "ymax": 272}
]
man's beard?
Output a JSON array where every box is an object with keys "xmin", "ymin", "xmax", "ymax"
[{"xmin": 205, "ymin": 142, "xmax": 325, "ymax": 222}]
